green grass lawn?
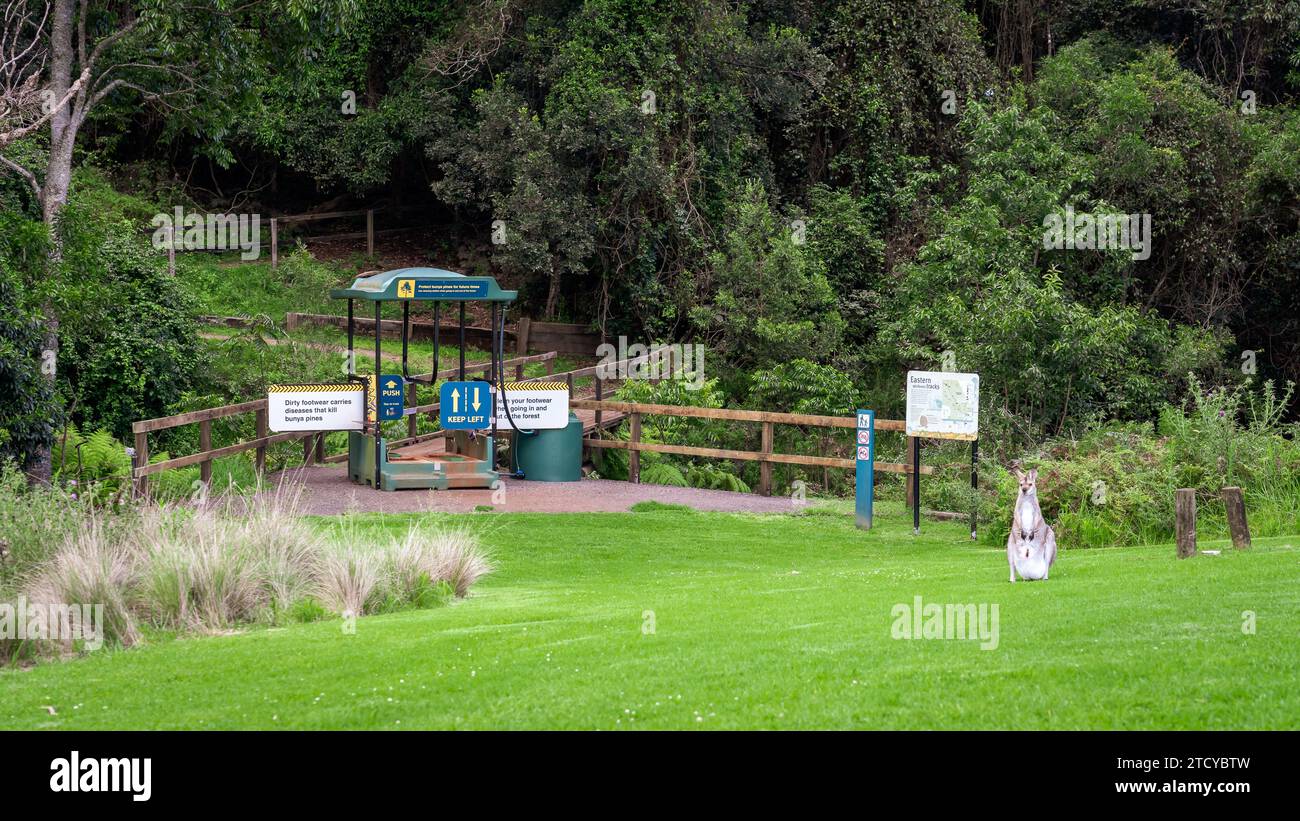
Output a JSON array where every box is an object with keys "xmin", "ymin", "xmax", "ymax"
[{"xmin": 3, "ymin": 503, "xmax": 1297, "ymax": 729}]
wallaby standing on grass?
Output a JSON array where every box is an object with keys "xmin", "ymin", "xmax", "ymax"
[{"xmin": 1007, "ymin": 468, "xmax": 1057, "ymax": 582}]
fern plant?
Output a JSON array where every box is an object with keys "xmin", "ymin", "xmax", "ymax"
[
  {"xmin": 687, "ymin": 463, "xmax": 751, "ymax": 493},
  {"xmin": 640, "ymin": 462, "xmax": 688, "ymax": 487},
  {"xmin": 53, "ymin": 424, "xmax": 133, "ymax": 502}
]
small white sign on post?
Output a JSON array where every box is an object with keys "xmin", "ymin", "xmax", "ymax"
[
  {"xmin": 905, "ymin": 371, "xmax": 979, "ymax": 440},
  {"xmin": 268, "ymin": 383, "xmax": 366, "ymax": 432},
  {"xmin": 492, "ymin": 381, "xmax": 571, "ymax": 430}
]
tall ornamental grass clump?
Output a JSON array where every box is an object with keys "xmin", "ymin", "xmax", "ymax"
[{"xmin": 4, "ymin": 483, "xmax": 493, "ymax": 662}]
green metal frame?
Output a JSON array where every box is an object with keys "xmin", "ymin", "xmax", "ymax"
[{"xmin": 332, "ymin": 268, "xmax": 518, "ymax": 492}]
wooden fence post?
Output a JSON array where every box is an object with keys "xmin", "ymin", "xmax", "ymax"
[
  {"xmin": 1175, "ymin": 488, "xmax": 1197, "ymax": 558},
  {"xmin": 199, "ymin": 419, "xmax": 212, "ymax": 485},
  {"xmin": 270, "ymin": 218, "xmax": 278, "ymax": 268},
  {"xmin": 759, "ymin": 421, "xmax": 773, "ymax": 496},
  {"xmin": 1222, "ymin": 486, "xmax": 1251, "ymax": 550},
  {"xmin": 255, "ymin": 408, "xmax": 268, "ymax": 475},
  {"xmin": 132, "ymin": 430, "xmax": 149, "ymax": 499},
  {"xmin": 629, "ymin": 412, "xmax": 641, "ymax": 484},
  {"xmin": 366, "ymin": 209, "xmax": 375, "ymax": 257},
  {"xmin": 544, "ymin": 356, "xmax": 554, "ymax": 376},
  {"xmin": 315, "ymin": 431, "xmax": 326, "ymax": 463},
  {"xmin": 516, "ymin": 317, "xmax": 531, "ymax": 355},
  {"xmin": 594, "ymin": 374, "xmax": 603, "ymax": 430}
]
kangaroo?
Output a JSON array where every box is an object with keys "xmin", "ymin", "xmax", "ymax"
[{"xmin": 1007, "ymin": 468, "xmax": 1057, "ymax": 582}]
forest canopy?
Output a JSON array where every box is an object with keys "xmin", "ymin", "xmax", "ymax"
[{"xmin": 2, "ymin": 0, "xmax": 1299, "ymax": 469}]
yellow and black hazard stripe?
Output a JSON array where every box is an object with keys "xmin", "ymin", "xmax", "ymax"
[
  {"xmin": 499, "ymin": 381, "xmax": 568, "ymax": 391},
  {"xmin": 269, "ymin": 383, "xmax": 366, "ymax": 393}
]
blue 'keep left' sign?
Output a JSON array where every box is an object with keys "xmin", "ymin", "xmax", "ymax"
[{"xmin": 439, "ymin": 381, "xmax": 491, "ymax": 429}]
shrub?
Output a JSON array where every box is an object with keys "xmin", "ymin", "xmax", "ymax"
[
  {"xmin": 0, "ymin": 214, "xmax": 58, "ymax": 471},
  {"xmin": 57, "ymin": 213, "xmax": 206, "ymax": 441},
  {"xmin": 983, "ymin": 380, "xmax": 1300, "ymax": 548}
]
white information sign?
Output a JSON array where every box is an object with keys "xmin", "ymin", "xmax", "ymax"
[
  {"xmin": 491, "ymin": 382, "xmax": 571, "ymax": 430},
  {"xmin": 268, "ymin": 383, "xmax": 365, "ymax": 432},
  {"xmin": 905, "ymin": 371, "xmax": 979, "ymax": 440}
]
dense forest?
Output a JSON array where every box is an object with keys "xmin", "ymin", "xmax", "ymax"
[{"xmin": 2, "ymin": 1, "xmax": 1299, "ymax": 500}]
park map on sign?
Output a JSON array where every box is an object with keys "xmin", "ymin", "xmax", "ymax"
[{"xmin": 905, "ymin": 371, "xmax": 979, "ymax": 440}]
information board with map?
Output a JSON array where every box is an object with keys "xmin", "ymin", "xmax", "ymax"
[{"xmin": 905, "ymin": 371, "xmax": 979, "ymax": 440}]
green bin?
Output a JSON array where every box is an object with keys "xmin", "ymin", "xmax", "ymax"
[{"xmin": 511, "ymin": 413, "xmax": 583, "ymax": 481}]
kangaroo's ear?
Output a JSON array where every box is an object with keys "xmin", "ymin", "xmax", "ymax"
[{"xmin": 1028, "ymin": 468, "xmax": 1038, "ymax": 482}]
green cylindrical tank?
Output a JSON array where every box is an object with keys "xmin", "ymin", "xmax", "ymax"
[{"xmin": 511, "ymin": 413, "xmax": 583, "ymax": 481}]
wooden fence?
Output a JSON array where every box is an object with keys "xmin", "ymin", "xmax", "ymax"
[
  {"xmin": 131, "ymin": 345, "xmax": 939, "ymax": 503},
  {"xmin": 572, "ymin": 399, "xmax": 929, "ymax": 497},
  {"xmin": 515, "ymin": 318, "xmax": 603, "ymax": 356},
  {"xmin": 130, "ymin": 351, "xmax": 558, "ymax": 495},
  {"xmin": 152, "ymin": 206, "xmax": 426, "ymax": 274},
  {"xmin": 270, "ymin": 206, "xmax": 425, "ymax": 266}
]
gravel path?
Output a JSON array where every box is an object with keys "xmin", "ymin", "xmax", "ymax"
[{"xmin": 269, "ymin": 465, "xmax": 797, "ymax": 515}]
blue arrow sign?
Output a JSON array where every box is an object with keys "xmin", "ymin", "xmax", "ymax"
[
  {"xmin": 378, "ymin": 375, "xmax": 405, "ymax": 421},
  {"xmin": 439, "ymin": 381, "xmax": 491, "ymax": 429}
]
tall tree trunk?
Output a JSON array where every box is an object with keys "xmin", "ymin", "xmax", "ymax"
[
  {"xmin": 544, "ymin": 256, "xmax": 562, "ymax": 319},
  {"xmin": 26, "ymin": 0, "xmax": 78, "ymax": 485}
]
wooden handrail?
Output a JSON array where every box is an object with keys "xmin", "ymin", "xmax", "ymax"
[
  {"xmin": 571, "ymin": 398, "xmax": 905, "ymax": 430},
  {"xmin": 575, "ymin": 398, "xmax": 926, "ymax": 493},
  {"xmin": 132, "ymin": 352, "xmax": 557, "ymax": 435},
  {"xmin": 581, "ymin": 438, "xmax": 933, "ymax": 474},
  {"xmin": 130, "ymin": 348, "xmax": 939, "ymax": 498},
  {"xmin": 133, "ymin": 399, "xmax": 267, "ymax": 434}
]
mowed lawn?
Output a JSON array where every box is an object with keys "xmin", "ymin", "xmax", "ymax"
[{"xmin": 3, "ymin": 504, "xmax": 1298, "ymax": 730}]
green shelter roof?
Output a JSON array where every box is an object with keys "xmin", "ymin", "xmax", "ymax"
[{"xmin": 329, "ymin": 268, "xmax": 517, "ymax": 302}]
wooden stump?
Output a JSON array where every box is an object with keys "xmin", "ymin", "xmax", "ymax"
[
  {"xmin": 1221, "ymin": 486, "xmax": 1251, "ymax": 550},
  {"xmin": 1175, "ymin": 488, "xmax": 1197, "ymax": 559}
]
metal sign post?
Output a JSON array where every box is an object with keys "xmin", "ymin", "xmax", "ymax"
[
  {"xmin": 905, "ymin": 370, "xmax": 981, "ymax": 535},
  {"xmin": 855, "ymin": 410, "xmax": 875, "ymax": 530}
]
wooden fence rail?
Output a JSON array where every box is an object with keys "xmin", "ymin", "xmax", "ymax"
[
  {"xmin": 130, "ymin": 351, "xmax": 558, "ymax": 495},
  {"xmin": 270, "ymin": 205, "xmax": 425, "ymax": 266},
  {"xmin": 571, "ymin": 399, "xmax": 930, "ymax": 497},
  {"xmin": 131, "ymin": 345, "xmax": 939, "ymax": 502}
]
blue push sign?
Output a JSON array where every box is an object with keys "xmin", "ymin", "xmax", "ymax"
[
  {"xmin": 855, "ymin": 409, "xmax": 875, "ymax": 530},
  {"xmin": 377, "ymin": 375, "xmax": 405, "ymax": 421},
  {"xmin": 439, "ymin": 381, "xmax": 491, "ymax": 429}
]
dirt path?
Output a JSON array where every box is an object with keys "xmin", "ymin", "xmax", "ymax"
[{"xmin": 270, "ymin": 465, "xmax": 796, "ymax": 515}]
